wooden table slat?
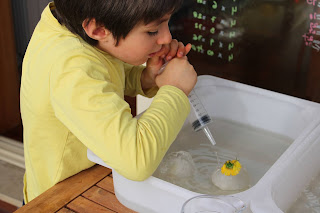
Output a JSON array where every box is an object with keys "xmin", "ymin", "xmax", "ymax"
[
  {"xmin": 67, "ymin": 196, "xmax": 114, "ymax": 213},
  {"xmin": 14, "ymin": 165, "xmax": 138, "ymax": 213},
  {"xmin": 82, "ymin": 186, "xmax": 136, "ymax": 213},
  {"xmin": 56, "ymin": 207, "xmax": 76, "ymax": 213},
  {"xmin": 96, "ymin": 176, "xmax": 114, "ymax": 194},
  {"xmin": 15, "ymin": 165, "xmax": 111, "ymax": 213}
]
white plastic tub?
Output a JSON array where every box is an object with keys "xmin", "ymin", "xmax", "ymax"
[{"xmin": 88, "ymin": 76, "xmax": 320, "ymax": 213}]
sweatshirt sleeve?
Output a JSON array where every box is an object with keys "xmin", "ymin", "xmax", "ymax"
[
  {"xmin": 50, "ymin": 54, "xmax": 190, "ymax": 181},
  {"xmin": 123, "ymin": 63, "xmax": 158, "ymax": 98}
]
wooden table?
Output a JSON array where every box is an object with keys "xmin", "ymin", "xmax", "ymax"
[{"xmin": 15, "ymin": 165, "xmax": 136, "ymax": 213}]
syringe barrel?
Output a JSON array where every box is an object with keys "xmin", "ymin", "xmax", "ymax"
[
  {"xmin": 187, "ymin": 89, "xmax": 212, "ymax": 132},
  {"xmin": 159, "ymin": 62, "xmax": 212, "ymax": 132}
]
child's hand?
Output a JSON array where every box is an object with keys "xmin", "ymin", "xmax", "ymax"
[
  {"xmin": 159, "ymin": 40, "xmax": 192, "ymax": 61},
  {"xmin": 141, "ymin": 40, "xmax": 192, "ymax": 91},
  {"xmin": 155, "ymin": 56, "xmax": 197, "ymax": 96}
]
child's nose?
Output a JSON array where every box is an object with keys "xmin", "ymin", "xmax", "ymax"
[{"xmin": 157, "ymin": 26, "xmax": 172, "ymax": 45}]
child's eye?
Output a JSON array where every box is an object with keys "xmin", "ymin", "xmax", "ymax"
[{"xmin": 147, "ymin": 31, "xmax": 158, "ymax": 36}]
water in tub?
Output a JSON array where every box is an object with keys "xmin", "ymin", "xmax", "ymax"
[
  {"xmin": 287, "ymin": 172, "xmax": 320, "ymax": 213},
  {"xmin": 153, "ymin": 118, "xmax": 293, "ymax": 195}
]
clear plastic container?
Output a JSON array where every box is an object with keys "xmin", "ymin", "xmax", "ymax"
[{"xmin": 181, "ymin": 195, "xmax": 246, "ymax": 213}]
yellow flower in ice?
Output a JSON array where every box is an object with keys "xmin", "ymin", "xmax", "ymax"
[{"xmin": 221, "ymin": 160, "xmax": 242, "ymax": 176}]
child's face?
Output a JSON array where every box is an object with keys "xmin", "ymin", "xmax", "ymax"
[{"xmin": 98, "ymin": 14, "xmax": 172, "ymax": 66}]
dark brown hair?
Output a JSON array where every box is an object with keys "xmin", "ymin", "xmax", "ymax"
[{"xmin": 54, "ymin": 0, "xmax": 183, "ymax": 46}]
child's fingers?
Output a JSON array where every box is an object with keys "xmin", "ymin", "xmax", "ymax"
[
  {"xmin": 177, "ymin": 42, "xmax": 185, "ymax": 58},
  {"xmin": 177, "ymin": 43, "xmax": 192, "ymax": 58},
  {"xmin": 184, "ymin": 43, "xmax": 192, "ymax": 56},
  {"xmin": 155, "ymin": 44, "xmax": 169, "ymax": 58},
  {"xmin": 158, "ymin": 41, "xmax": 191, "ymax": 61},
  {"xmin": 166, "ymin": 39, "xmax": 179, "ymax": 61}
]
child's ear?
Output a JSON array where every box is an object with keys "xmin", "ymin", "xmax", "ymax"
[{"xmin": 82, "ymin": 18, "xmax": 111, "ymax": 41}]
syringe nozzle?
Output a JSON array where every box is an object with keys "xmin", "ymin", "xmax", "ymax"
[{"xmin": 203, "ymin": 126, "xmax": 216, "ymax": 146}]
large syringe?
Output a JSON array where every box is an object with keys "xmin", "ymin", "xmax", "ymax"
[
  {"xmin": 159, "ymin": 61, "xmax": 216, "ymax": 146},
  {"xmin": 187, "ymin": 90, "xmax": 216, "ymax": 146}
]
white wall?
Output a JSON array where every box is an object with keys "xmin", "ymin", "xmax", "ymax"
[{"xmin": 136, "ymin": 95, "xmax": 153, "ymax": 115}]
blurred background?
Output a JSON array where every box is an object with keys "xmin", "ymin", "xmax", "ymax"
[{"xmin": 168, "ymin": 0, "xmax": 320, "ymax": 103}]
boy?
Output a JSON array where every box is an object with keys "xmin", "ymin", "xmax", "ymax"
[{"xmin": 20, "ymin": 0, "xmax": 197, "ymax": 203}]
